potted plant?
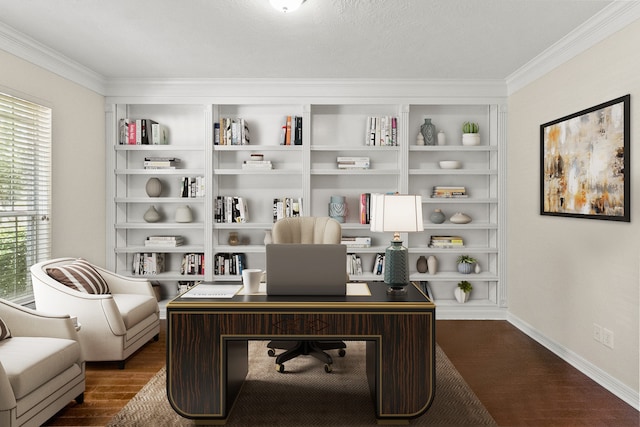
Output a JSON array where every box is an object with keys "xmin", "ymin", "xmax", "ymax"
[
  {"xmin": 454, "ymin": 280, "xmax": 472, "ymax": 303},
  {"xmin": 462, "ymin": 121, "xmax": 480, "ymax": 146},
  {"xmin": 456, "ymin": 254, "xmax": 477, "ymax": 274}
]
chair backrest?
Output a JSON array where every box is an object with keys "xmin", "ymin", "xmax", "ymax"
[{"xmin": 271, "ymin": 217, "xmax": 341, "ymax": 244}]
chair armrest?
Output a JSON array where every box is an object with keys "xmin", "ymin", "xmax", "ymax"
[
  {"xmin": 0, "ymin": 299, "xmax": 78, "ymax": 340},
  {"xmin": 92, "ymin": 265, "xmax": 155, "ymax": 297},
  {"xmin": 0, "ymin": 361, "xmax": 16, "ymax": 411}
]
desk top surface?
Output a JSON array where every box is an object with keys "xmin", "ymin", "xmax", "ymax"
[{"xmin": 167, "ymin": 281, "xmax": 435, "ymax": 311}]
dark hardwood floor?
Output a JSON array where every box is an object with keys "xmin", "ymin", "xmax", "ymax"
[{"xmin": 46, "ymin": 320, "xmax": 638, "ymax": 426}]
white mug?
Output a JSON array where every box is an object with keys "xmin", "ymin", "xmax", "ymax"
[{"xmin": 242, "ymin": 269, "xmax": 263, "ymax": 294}]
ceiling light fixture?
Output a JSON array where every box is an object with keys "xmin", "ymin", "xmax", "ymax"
[{"xmin": 270, "ymin": 0, "xmax": 305, "ymax": 13}]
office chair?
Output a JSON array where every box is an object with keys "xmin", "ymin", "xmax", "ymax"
[{"xmin": 267, "ymin": 216, "xmax": 347, "ymax": 373}]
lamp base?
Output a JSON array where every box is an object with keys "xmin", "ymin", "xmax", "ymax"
[
  {"xmin": 383, "ymin": 239, "xmax": 410, "ymax": 296},
  {"xmin": 386, "ymin": 285, "xmax": 408, "ymax": 296}
]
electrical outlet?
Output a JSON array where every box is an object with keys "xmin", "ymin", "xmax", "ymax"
[
  {"xmin": 593, "ymin": 323, "xmax": 602, "ymax": 342},
  {"xmin": 603, "ymin": 328, "xmax": 614, "ymax": 349}
]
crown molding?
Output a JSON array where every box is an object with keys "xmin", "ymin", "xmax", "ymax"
[
  {"xmin": 0, "ymin": 22, "xmax": 106, "ymax": 94},
  {"xmin": 104, "ymin": 78, "xmax": 507, "ymax": 103},
  {"xmin": 506, "ymin": 2, "xmax": 640, "ymax": 95}
]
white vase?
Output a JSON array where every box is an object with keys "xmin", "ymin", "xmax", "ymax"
[
  {"xmin": 437, "ymin": 131, "xmax": 446, "ymax": 145},
  {"xmin": 454, "ymin": 288, "xmax": 470, "ymax": 303},
  {"xmin": 175, "ymin": 205, "xmax": 193, "ymax": 223},
  {"xmin": 427, "ymin": 255, "xmax": 437, "ymax": 275},
  {"xmin": 264, "ymin": 230, "xmax": 273, "ymax": 245}
]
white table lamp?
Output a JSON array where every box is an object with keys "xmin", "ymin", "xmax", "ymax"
[{"xmin": 370, "ymin": 194, "xmax": 424, "ymax": 295}]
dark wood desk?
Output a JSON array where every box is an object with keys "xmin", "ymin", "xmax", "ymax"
[{"xmin": 166, "ymin": 282, "xmax": 436, "ymax": 424}]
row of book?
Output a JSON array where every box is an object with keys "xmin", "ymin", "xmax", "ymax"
[
  {"xmin": 132, "ymin": 253, "xmax": 165, "ymax": 275},
  {"xmin": 273, "ymin": 197, "xmax": 302, "ymax": 222},
  {"xmin": 347, "ymin": 254, "xmax": 363, "ymax": 275},
  {"xmin": 144, "ymin": 157, "xmax": 180, "ymax": 169},
  {"xmin": 181, "ymin": 176, "xmax": 205, "ymax": 198},
  {"xmin": 119, "ymin": 118, "xmax": 168, "ymax": 145},
  {"xmin": 337, "ymin": 156, "xmax": 370, "ymax": 169},
  {"xmin": 144, "ymin": 235, "xmax": 184, "ymax": 247},
  {"xmin": 429, "ymin": 235, "xmax": 465, "ymax": 248},
  {"xmin": 215, "ymin": 196, "xmax": 248, "ymax": 223},
  {"xmin": 417, "ymin": 281, "xmax": 434, "ymax": 301},
  {"xmin": 372, "ymin": 253, "xmax": 386, "ymax": 275},
  {"xmin": 181, "ymin": 253, "xmax": 205, "ymax": 275},
  {"xmin": 214, "ymin": 252, "xmax": 246, "ymax": 275},
  {"xmin": 366, "ymin": 116, "xmax": 398, "ymax": 146},
  {"xmin": 431, "ymin": 186, "xmax": 468, "ymax": 198},
  {"xmin": 215, "ymin": 118, "xmax": 250, "ymax": 145},
  {"xmin": 280, "ymin": 116, "xmax": 303, "ymax": 145}
]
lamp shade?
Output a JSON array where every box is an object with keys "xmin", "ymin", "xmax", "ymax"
[{"xmin": 369, "ymin": 194, "xmax": 424, "ymax": 234}]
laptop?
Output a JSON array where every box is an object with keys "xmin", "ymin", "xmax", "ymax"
[{"xmin": 266, "ymin": 244, "xmax": 347, "ymax": 296}]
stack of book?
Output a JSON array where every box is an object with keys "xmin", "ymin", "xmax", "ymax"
[
  {"xmin": 242, "ymin": 160, "xmax": 273, "ymax": 170},
  {"xmin": 181, "ymin": 176, "xmax": 205, "ymax": 198},
  {"xmin": 119, "ymin": 118, "xmax": 168, "ymax": 145},
  {"xmin": 372, "ymin": 253, "xmax": 386, "ymax": 275},
  {"xmin": 341, "ymin": 236, "xmax": 371, "ymax": 248},
  {"xmin": 144, "ymin": 157, "xmax": 181, "ymax": 169},
  {"xmin": 337, "ymin": 157, "xmax": 370, "ymax": 169},
  {"xmin": 365, "ymin": 116, "xmax": 398, "ymax": 146},
  {"xmin": 214, "ymin": 252, "xmax": 246, "ymax": 276},
  {"xmin": 216, "ymin": 117, "xmax": 250, "ymax": 145},
  {"xmin": 280, "ymin": 115, "xmax": 302, "ymax": 145},
  {"xmin": 273, "ymin": 197, "xmax": 302, "ymax": 222},
  {"xmin": 347, "ymin": 254, "xmax": 363, "ymax": 275},
  {"xmin": 431, "ymin": 186, "xmax": 467, "ymax": 198},
  {"xmin": 181, "ymin": 253, "xmax": 205, "ymax": 275},
  {"xmin": 429, "ymin": 235, "xmax": 465, "ymax": 248},
  {"xmin": 145, "ymin": 235, "xmax": 184, "ymax": 247},
  {"xmin": 214, "ymin": 196, "xmax": 248, "ymax": 223},
  {"xmin": 132, "ymin": 253, "xmax": 165, "ymax": 275}
]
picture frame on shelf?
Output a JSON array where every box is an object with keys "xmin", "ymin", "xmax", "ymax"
[{"xmin": 540, "ymin": 94, "xmax": 630, "ymax": 222}]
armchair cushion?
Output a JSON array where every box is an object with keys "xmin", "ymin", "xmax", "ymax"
[
  {"xmin": 0, "ymin": 336, "xmax": 81, "ymax": 399},
  {"xmin": 46, "ymin": 259, "xmax": 110, "ymax": 295},
  {"xmin": 112, "ymin": 294, "xmax": 158, "ymax": 329},
  {"xmin": 0, "ymin": 317, "xmax": 10, "ymax": 340}
]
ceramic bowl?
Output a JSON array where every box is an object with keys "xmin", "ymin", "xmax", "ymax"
[{"xmin": 439, "ymin": 160, "xmax": 462, "ymax": 169}]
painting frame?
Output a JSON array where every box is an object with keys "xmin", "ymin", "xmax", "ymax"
[{"xmin": 540, "ymin": 94, "xmax": 630, "ymax": 222}]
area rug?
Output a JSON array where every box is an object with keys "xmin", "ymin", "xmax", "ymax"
[{"xmin": 107, "ymin": 341, "xmax": 496, "ymax": 426}]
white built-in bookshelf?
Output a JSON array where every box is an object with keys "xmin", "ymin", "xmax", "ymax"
[{"xmin": 106, "ymin": 94, "xmax": 507, "ymax": 319}]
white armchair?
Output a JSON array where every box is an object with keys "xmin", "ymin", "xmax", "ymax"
[
  {"xmin": 30, "ymin": 258, "xmax": 160, "ymax": 368},
  {"xmin": 0, "ymin": 298, "xmax": 85, "ymax": 427}
]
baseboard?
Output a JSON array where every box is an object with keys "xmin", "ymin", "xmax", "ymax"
[
  {"xmin": 435, "ymin": 306, "xmax": 508, "ymax": 320},
  {"xmin": 508, "ymin": 313, "xmax": 639, "ymax": 411}
]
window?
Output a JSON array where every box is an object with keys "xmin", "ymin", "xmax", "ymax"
[{"xmin": 0, "ymin": 92, "xmax": 51, "ymax": 303}]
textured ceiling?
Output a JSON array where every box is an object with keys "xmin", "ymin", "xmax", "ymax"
[{"xmin": 0, "ymin": 0, "xmax": 612, "ymax": 80}]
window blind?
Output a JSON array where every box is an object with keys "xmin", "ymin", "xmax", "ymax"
[{"xmin": 0, "ymin": 92, "xmax": 51, "ymax": 303}]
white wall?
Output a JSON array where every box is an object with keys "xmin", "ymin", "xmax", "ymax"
[
  {"xmin": 0, "ymin": 50, "xmax": 106, "ymax": 266},
  {"xmin": 508, "ymin": 19, "xmax": 640, "ymax": 397}
]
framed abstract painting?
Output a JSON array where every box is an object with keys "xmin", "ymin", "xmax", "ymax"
[{"xmin": 540, "ymin": 94, "xmax": 630, "ymax": 222}]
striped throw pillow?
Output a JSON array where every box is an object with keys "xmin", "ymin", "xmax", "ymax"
[
  {"xmin": 47, "ymin": 259, "xmax": 110, "ymax": 294},
  {"xmin": 0, "ymin": 316, "xmax": 10, "ymax": 341}
]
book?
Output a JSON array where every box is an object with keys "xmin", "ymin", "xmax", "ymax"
[
  {"xmin": 151, "ymin": 122, "xmax": 168, "ymax": 144},
  {"xmin": 337, "ymin": 157, "xmax": 370, "ymax": 169},
  {"xmin": 341, "ymin": 236, "xmax": 371, "ymax": 248}
]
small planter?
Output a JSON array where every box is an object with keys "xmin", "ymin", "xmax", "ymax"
[
  {"xmin": 457, "ymin": 263, "xmax": 475, "ymax": 274},
  {"xmin": 462, "ymin": 133, "xmax": 480, "ymax": 146},
  {"xmin": 454, "ymin": 288, "xmax": 470, "ymax": 303}
]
